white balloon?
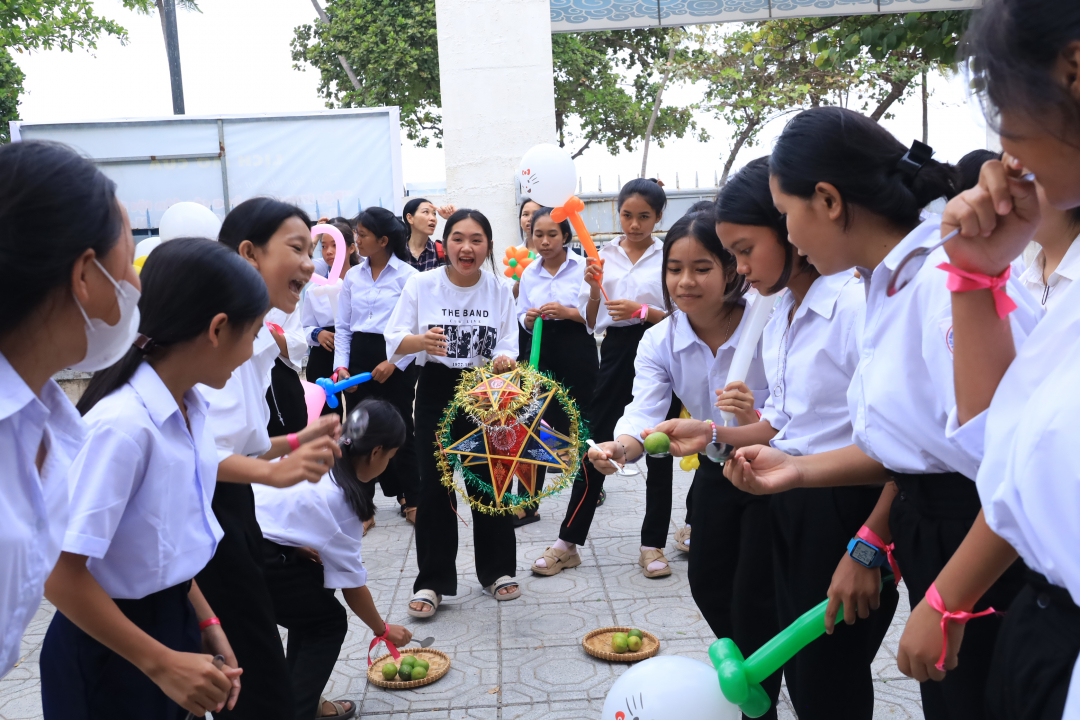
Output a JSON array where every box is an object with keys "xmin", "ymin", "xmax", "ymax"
[
  {"xmin": 134, "ymin": 237, "xmax": 161, "ymax": 261},
  {"xmin": 158, "ymin": 202, "xmax": 222, "ymax": 242},
  {"xmin": 518, "ymin": 144, "xmax": 578, "ymax": 207},
  {"xmin": 600, "ymin": 656, "xmax": 740, "ymax": 720}
]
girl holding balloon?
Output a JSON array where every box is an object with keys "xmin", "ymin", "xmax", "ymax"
[
  {"xmin": 334, "ymin": 207, "xmax": 421, "ymax": 525},
  {"xmin": 514, "ymin": 207, "xmax": 597, "ymax": 527},
  {"xmin": 533, "ymin": 178, "xmax": 679, "ymax": 578},
  {"xmin": 892, "ymin": 2, "xmax": 1080, "ymax": 716}
]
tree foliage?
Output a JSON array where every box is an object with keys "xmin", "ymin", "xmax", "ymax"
[
  {"xmin": 0, "ymin": 48, "xmax": 25, "ymax": 143},
  {"xmin": 291, "ymin": 0, "xmax": 697, "ymax": 155}
]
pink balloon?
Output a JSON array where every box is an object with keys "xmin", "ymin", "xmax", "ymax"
[
  {"xmin": 310, "ymin": 224, "xmax": 345, "ymax": 286},
  {"xmin": 301, "ymin": 380, "xmax": 327, "ymax": 425}
]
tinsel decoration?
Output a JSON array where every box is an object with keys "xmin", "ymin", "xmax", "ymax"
[{"xmin": 435, "ymin": 364, "xmax": 586, "ymax": 515}]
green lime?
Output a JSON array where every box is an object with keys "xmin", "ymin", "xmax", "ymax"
[
  {"xmin": 398, "ymin": 665, "xmax": 413, "ymax": 681},
  {"xmin": 414, "ymin": 658, "xmax": 430, "ymax": 671},
  {"xmin": 400, "ymin": 655, "xmax": 417, "ymax": 667},
  {"xmin": 381, "ymin": 663, "xmax": 398, "ymax": 680},
  {"xmin": 628, "ymin": 629, "xmax": 644, "ymax": 639},
  {"xmin": 643, "ymin": 432, "xmax": 670, "ymax": 455},
  {"xmin": 410, "ymin": 665, "xmax": 428, "ymax": 680},
  {"xmin": 611, "ymin": 635, "xmax": 629, "ymax": 653},
  {"xmin": 627, "ymin": 635, "xmax": 642, "ymax": 652}
]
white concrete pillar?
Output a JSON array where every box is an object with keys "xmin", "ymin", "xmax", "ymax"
[{"xmin": 435, "ymin": 0, "xmax": 556, "ymax": 256}]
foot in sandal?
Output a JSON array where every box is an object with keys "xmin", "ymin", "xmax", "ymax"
[
  {"xmin": 532, "ymin": 541, "xmax": 582, "ymax": 576},
  {"xmin": 318, "ymin": 697, "xmax": 356, "ymax": 718},
  {"xmin": 673, "ymin": 525, "xmax": 691, "ymax": 553},
  {"xmin": 487, "ymin": 575, "xmax": 521, "ymax": 600},
  {"xmin": 639, "ymin": 546, "xmax": 672, "ymax": 578},
  {"xmin": 408, "ymin": 589, "xmax": 442, "ymax": 618}
]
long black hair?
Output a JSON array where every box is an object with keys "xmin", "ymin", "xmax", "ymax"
[
  {"xmin": 518, "ymin": 199, "xmax": 541, "ymax": 242},
  {"xmin": 770, "ymin": 107, "xmax": 960, "ymax": 231},
  {"xmin": 402, "ymin": 197, "xmax": 432, "ymax": 228},
  {"xmin": 354, "ymin": 206, "xmax": 410, "ymax": 262},
  {"xmin": 529, "ymin": 207, "xmax": 573, "ymax": 246},
  {"xmin": 76, "ymin": 238, "xmax": 269, "ymax": 415},
  {"xmin": 964, "ymin": 0, "xmax": 1080, "ymax": 143},
  {"xmin": 0, "ymin": 140, "xmax": 124, "ymax": 339},
  {"xmin": 443, "ymin": 208, "xmax": 497, "ymax": 272},
  {"xmin": 218, "ymin": 197, "xmax": 312, "ymax": 251},
  {"xmin": 618, "ymin": 177, "xmax": 667, "ymax": 216},
  {"xmin": 332, "ymin": 399, "xmax": 407, "ymax": 522},
  {"xmin": 716, "ymin": 157, "xmax": 816, "ymax": 295},
  {"xmin": 661, "ymin": 212, "xmax": 746, "ymax": 313}
]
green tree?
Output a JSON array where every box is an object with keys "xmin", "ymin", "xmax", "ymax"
[
  {"xmin": 0, "ymin": 48, "xmax": 26, "ymax": 143},
  {"xmin": 291, "ymin": 0, "xmax": 697, "ymax": 156}
]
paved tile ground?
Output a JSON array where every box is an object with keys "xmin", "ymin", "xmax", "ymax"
[{"xmin": 0, "ymin": 466, "xmax": 922, "ymax": 719}]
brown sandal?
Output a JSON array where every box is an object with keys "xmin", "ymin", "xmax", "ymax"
[
  {"xmin": 404, "ymin": 506, "xmax": 416, "ymax": 525},
  {"xmin": 318, "ymin": 696, "xmax": 356, "ymax": 718},
  {"xmin": 639, "ymin": 548, "xmax": 672, "ymax": 578},
  {"xmin": 532, "ymin": 546, "xmax": 582, "ymax": 576},
  {"xmin": 673, "ymin": 526, "xmax": 691, "ymax": 553}
]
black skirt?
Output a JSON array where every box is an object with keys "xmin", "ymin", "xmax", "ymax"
[{"xmin": 266, "ymin": 358, "xmax": 308, "ymax": 436}]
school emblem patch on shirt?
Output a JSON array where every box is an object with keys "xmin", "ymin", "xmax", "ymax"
[{"xmin": 944, "ymin": 325, "xmax": 954, "ymax": 354}]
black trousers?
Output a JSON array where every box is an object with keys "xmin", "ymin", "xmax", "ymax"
[
  {"xmin": 988, "ymin": 572, "xmax": 1080, "ymax": 720},
  {"xmin": 306, "ymin": 343, "xmax": 342, "ymax": 418},
  {"xmin": 197, "ymin": 484, "xmax": 294, "ymax": 720},
  {"xmin": 772, "ymin": 486, "xmax": 899, "ymax": 720},
  {"xmin": 688, "ymin": 458, "xmax": 780, "ymax": 720},
  {"xmin": 889, "ymin": 471, "xmax": 1027, "ymax": 720},
  {"xmin": 348, "ymin": 332, "xmax": 420, "ymax": 505},
  {"xmin": 557, "ymin": 324, "xmax": 676, "ymax": 546},
  {"xmin": 262, "ymin": 541, "xmax": 349, "ymax": 720},
  {"xmin": 412, "ymin": 362, "xmax": 517, "ymax": 596},
  {"xmin": 267, "ymin": 358, "xmax": 308, "ymax": 437},
  {"xmin": 41, "ymin": 582, "xmax": 200, "ymax": 720}
]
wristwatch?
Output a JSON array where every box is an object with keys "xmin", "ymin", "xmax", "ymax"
[{"xmin": 846, "ymin": 537, "xmax": 889, "ymax": 569}]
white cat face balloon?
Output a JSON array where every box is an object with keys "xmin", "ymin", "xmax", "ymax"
[
  {"xmin": 600, "ymin": 656, "xmax": 740, "ymax": 720},
  {"xmin": 518, "ymin": 144, "xmax": 578, "ymax": 208}
]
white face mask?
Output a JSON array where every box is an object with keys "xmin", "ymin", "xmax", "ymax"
[{"xmin": 70, "ymin": 258, "xmax": 142, "ymax": 372}]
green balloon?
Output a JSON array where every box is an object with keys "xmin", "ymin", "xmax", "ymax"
[{"xmin": 509, "ymin": 259, "xmax": 518, "ymax": 267}]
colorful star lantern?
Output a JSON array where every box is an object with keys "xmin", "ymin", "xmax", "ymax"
[{"xmin": 436, "ymin": 364, "xmax": 585, "ymax": 515}]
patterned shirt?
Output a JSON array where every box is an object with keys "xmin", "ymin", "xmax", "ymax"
[{"xmin": 407, "ymin": 239, "xmax": 444, "ymax": 273}]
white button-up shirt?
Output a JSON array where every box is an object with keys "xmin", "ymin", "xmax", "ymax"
[
  {"xmin": 613, "ymin": 304, "xmax": 769, "ymax": 440},
  {"xmin": 198, "ymin": 325, "xmax": 280, "ymax": 460},
  {"xmin": 849, "ymin": 217, "xmax": 1042, "ymax": 479},
  {"xmin": 577, "ymin": 236, "xmax": 666, "ymax": 335},
  {"xmin": 1018, "ymin": 235, "xmax": 1080, "ymax": 311},
  {"xmin": 301, "ymin": 283, "xmax": 336, "ymax": 347},
  {"xmin": 762, "ymin": 273, "xmax": 863, "ymax": 457},
  {"xmin": 254, "ymin": 472, "xmax": 367, "ymax": 589},
  {"xmin": 334, "ymin": 254, "xmax": 418, "ymax": 371},
  {"xmin": 64, "ymin": 363, "xmax": 223, "ymax": 599},
  {"xmin": 0, "ymin": 352, "xmax": 85, "ymax": 678},
  {"xmin": 972, "ymin": 279, "xmax": 1080, "ymax": 717},
  {"xmin": 516, "ymin": 250, "xmax": 586, "ymax": 331}
]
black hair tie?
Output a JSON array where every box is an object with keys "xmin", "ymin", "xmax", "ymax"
[
  {"xmin": 897, "ymin": 140, "xmax": 935, "ymax": 179},
  {"xmin": 133, "ymin": 334, "xmax": 156, "ymax": 354}
]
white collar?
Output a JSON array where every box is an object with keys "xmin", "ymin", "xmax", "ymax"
[
  {"xmin": 129, "ymin": 362, "xmax": 207, "ymax": 429},
  {"xmin": 0, "ymin": 351, "xmax": 84, "ymax": 441}
]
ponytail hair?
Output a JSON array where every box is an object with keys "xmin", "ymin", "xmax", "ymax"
[
  {"xmin": 402, "ymin": 197, "xmax": 431, "ymax": 227},
  {"xmin": 770, "ymin": 107, "xmax": 960, "ymax": 230},
  {"xmin": 716, "ymin": 156, "xmax": 815, "ymax": 295},
  {"xmin": 76, "ymin": 237, "xmax": 269, "ymax": 415},
  {"xmin": 219, "ymin": 198, "xmax": 312, "ymax": 252},
  {"xmin": 332, "ymin": 399, "xmax": 407, "ymax": 522},
  {"xmin": 618, "ymin": 177, "xmax": 667, "ymax": 216},
  {"xmin": 354, "ymin": 206, "xmax": 409, "ymax": 262},
  {"xmin": 661, "ymin": 212, "xmax": 746, "ymax": 313}
]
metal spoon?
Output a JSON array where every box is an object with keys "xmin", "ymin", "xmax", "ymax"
[
  {"xmin": 415, "ymin": 636, "xmax": 435, "ymax": 648},
  {"xmin": 184, "ymin": 655, "xmax": 225, "ymax": 719},
  {"xmin": 586, "ymin": 439, "xmax": 639, "ymax": 476}
]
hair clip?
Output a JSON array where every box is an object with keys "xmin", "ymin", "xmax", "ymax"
[
  {"xmin": 133, "ymin": 334, "xmax": 156, "ymax": 353},
  {"xmin": 897, "ymin": 140, "xmax": 935, "ymax": 178}
]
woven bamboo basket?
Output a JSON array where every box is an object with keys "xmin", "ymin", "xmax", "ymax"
[
  {"xmin": 582, "ymin": 627, "xmax": 660, "ymax": 662},
  {"xmin": 367, "ymin": 648, "xmax": 451, "ymax": 689}
]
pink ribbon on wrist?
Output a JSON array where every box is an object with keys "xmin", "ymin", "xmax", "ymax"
[
  {"xmin": 925, "ymin": 582, "xmax": 999, "ymax": 672},
  {"xmin": 856, "ymin": 526, "xmax": 901, "ymax": 585},
  {"xmin": 368, "ymin": 625, "xmax": 400, "ymax": 667},
  {"xmin": 936, "ymin": 263, "xmax": 1017, "ymax": 319}
]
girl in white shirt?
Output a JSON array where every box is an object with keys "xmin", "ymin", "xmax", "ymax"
[
  {"xmin": 717, "ymin": 107, "xmax": 1041, "ymax": 720},
  {"xmin": 893, "ymin": 5, "xmax": 1080, "ymax": 718},
  {"xmin": 0, "ymin": 141, "xmax": 140, "ymax": 680},
  {"xmin": 335, "ymin": 207, "xmax": 421, "ymax": 525},
  {"xmin": 552, "ymin": 179, "xmax": 681, "ymax": 578},
  {"xmin": 515, "ymin": 208, "xmax": 597, "ymax": 527},
  {"xmin": 656, "ymin": 158, "xmax": 898, "ymax": 719},
  {"xmin": 586, "ymin": 211, "xmax": 780, "ymax": 713},
  {"xmin": 384, "ymin": 209, "xmax": 519, "ymax": 618},
  {"xmin": 303, "ymin": 220, "xmax": 358, "ymax": 417},
  {"xmin": 40, "ymin": 238, "xmax": 261, "ymax": 719},
  {"xmin": 255, "ymin": 399, "xmax": 413, "ymax": 720},
  {"xmin": 1016, "ymin": 193, "xmax": 1080, "ymax": 310},
  {"xmin": 195, "ymin": 198, "xmax": 346, "ymax": 720}
]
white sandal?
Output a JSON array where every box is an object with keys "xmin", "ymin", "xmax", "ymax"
[
  {"xmin": 486, "ymin": 575, "xmax": 521, "ymax": 601},
  {"xmin": 407, "ymin": 589, "xmax": 441, "ymax": 618}
]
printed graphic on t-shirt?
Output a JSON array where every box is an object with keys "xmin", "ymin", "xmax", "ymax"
[{"xmin": 442, "ymin": 324, "xmax": 497, "ymax": 359}]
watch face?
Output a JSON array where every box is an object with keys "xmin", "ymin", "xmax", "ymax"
[{"xmin": 851, "ymin": 542, "xmax": 878, "ymax": 567}]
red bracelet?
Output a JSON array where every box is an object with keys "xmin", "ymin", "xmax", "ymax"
[
  {"xmin": 199, "ymin": 617, "xmax": 221, "ymax": 631},
  {"xmin": 856, "ymin": 525, "xmax": 902, "ymax": 584},
  {"xmin": 936, "ymin": 262, "xmax": 1017, "ymax": 318},
  {"xmin": 925, "ymin": 582, "xmax": 999, "ymax": 672},
  {"xmin": 287, "ymin": 433, "xmax": 301, "ymax": 452},
  {"xmin": 367, "ymin": 624, "xmax": 401, "ymax": 667}
]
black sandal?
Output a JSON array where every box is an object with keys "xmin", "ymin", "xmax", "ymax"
[{"xmin": 597, "ymin": 489, "xmax": 607, "ymax": 507}]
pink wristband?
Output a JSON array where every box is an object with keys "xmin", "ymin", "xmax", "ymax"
[
  {"xmin": 925, "ymin": 582, "xmax": 999, "ymax": 672},
  {"xmin": 266, "ymin": 321, "xmax": 285, "ymax": 335},
  {"xmin": 287, "ymin": 433, "xmax": 301, "ymax": 452},
  {"xmin": 636, "ymin": 304, "xmax": 649, "ymax": 321},
  {"xmin": 936, "ymin": 262, "xmax": 1017, "ymax": 319},
  {"xmin": 367, "ymin": 624, "xmax": 401, "ymax": 667},
  {"xmin": 199, "ymin": 617, "xmax": 221, "ymax": 631},
  {"xmin": 856, "ymin": 526, "xmax": 902, "ymax": 584}
]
